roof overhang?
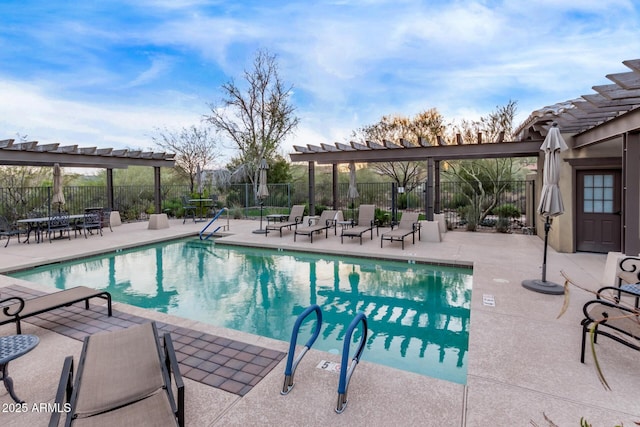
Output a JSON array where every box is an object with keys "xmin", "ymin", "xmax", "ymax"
[
  {"xmin": 0, "ymin": 139, "xmax": 175, "ymax": 168},
  {"xmin": 516, "ymin": 59, "xmax": 640, "ymax": 145},
  {"xmin": 573, "ymin": 106, "xmax": 640, "ymax": 148},
  {"xmin": 290, "ymin": 140, "xmax": 542, "ymax": 164}
]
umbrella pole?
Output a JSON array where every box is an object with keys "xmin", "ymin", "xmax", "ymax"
[
  {"xmin": 521, "ymin": 216, "xmax": 564, "ymax": 295},
  {"xmin": 252, "ymin": 200, "xmax": 267, "ymax": 234},
  {"xmin": 541, "ymin": 216, "xmax": 550, "ymax": 282}
]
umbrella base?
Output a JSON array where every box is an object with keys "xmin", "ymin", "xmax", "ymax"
[
  {"xmin": 252, "ymin": 229, "xmax": 268, "ymax": 234},
  {"xmin": 521, "ymin": 279, "xmax": 564, "ymax": 295}
]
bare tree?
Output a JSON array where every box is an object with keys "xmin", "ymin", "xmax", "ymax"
[
  {"xmin": 205, "ymin": 49, "xmax": 299, "ymax": 194},
  {"xmin": 442, "ymin": 101, "xmax": 521, "ymax": 229},
  {"xmin": 355, "ymin": 109, "xmax": 446, "ymax": 191},
  {"xmin": 152, "ymin": 125, "xmax": 219, "ymax": 193}
]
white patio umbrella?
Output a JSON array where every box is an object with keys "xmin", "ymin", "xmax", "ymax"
[
  {"xmin": 522, "ymin": 123, "xmax": 568, "ymax": 295},
  {"xmin": 51, "ymin": 163, "xmax": 65, "ymax": 212},
  {"xmin": 196, "ymin": 164, "xmax": 203, "ymax": 196},
  {"xmin": 253, "ymin": 159, "xmax": 270, "ymax": 234},
  {"xmin": 347, "ymin": 161, "xmax": 359, "ymax": 220}
]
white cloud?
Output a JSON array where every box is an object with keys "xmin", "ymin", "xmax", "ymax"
[
  {"xmin": 2, "ymin": 0, "xmax": 640, "ymax": 158},
  {"xmin": 0, "ymin": 79, "xmax": 204, "ymax": 150}
]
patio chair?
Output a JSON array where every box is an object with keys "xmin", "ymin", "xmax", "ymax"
[
  {"xmin": 340, "ymin": 204, "xmax": 378, "ymax": 245},
  {"xmin": 616, "ymin": 256, "xmax": 640, "ymax": 307},
  {"xmin": 76, "ymin": 208, "xmax": 103, "ymax": 238},
  {"xmin": 0, "ymin": 215, "xmax": 27, "ymax": 247},
  {"xmin": 380, "ymin": 212, "xmax": 420, "ymax": 249},
  {"xmin": 49, "ymin": 321, "xmax": 184, "ymax": 427},
  {"xmin": 181, "ymin": 196, "xmax": 196, "ymax": 224},
  {"xmin": 46, "ymin": 211, "xmax": 73, "ymax": 242},
  {"xmin": 0, "ymin": 286, "xmax": 112, "ymax": 334},
  {"xmin": 265, "ymin": 204, "xmax": 305, "ymax": 237},
  {"xmin": 580, "ymin": 286, "xmax": 640, "ymax": 363},
  {"xmin": 294, "ymin": 210, "xmax": 338, "ymax": 243}
]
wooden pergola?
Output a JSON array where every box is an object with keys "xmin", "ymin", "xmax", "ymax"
[
  {"xmin": 289, "ymin": 58, "xmax": 640, "ymax": 255},
  {"xmin": 0, "ymin": 138, "xmax": 175, "ymax": 214},
  {"xmin": 290, "ymin": 136, "xmax": 543, "ymax": 221}
]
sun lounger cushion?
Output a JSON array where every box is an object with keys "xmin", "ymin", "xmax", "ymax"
[
  {"xmin": 72, "ymin": 392, "xmax": 178, "ymax": 427},
  {"xmin": 341, "ymin": 205, "xmax": 377, "ymax": 244},
  {"xmin": 50, "ymin": 321, "xmax": 184, "ymax": 427},
  {"xmin": 266, "ymin": 205, "xmax": 305, "ymax": 237},
  {"xmin": 380, "ymin": 212, "xmax": 420, "ymax": 249},
  {"xmin": 74, "ymin": 322, "xmax": 165, "ymax": 417},
  {"xmin": 294, "ymin": 210, "xmax": 338, "ymax": 243},
  {"xmin": 0, "ymin": 286, "xmax": 112, "ymax": 334}
]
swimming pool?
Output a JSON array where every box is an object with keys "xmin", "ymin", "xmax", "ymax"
[{"xmin": 10, "ymin": 238, "xmax": 473, "ymax": 384}]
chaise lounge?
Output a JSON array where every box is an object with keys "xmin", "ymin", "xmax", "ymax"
[
  {"xmin": 341, "ymin": 204, "xmax": 378, "ymax": 245},
  {"xmin": 294, "ymin": 210, "xmax": 338, "ymax": 243},
  {"xmin": 580, "ymin": 286, "xmax": 640, "ymax": 363},
  {"xmin": 49, "ymin": 321, "xmax": 184, "ymax": 427},
  {"xmin": 380, "ymin": 212, "xmax": 420, "ymax": 249},
  {"xmin": 265, "ymin": 204, "xmax": 305, "ymax": 237},
  {"xmin": 0, "ymin": 286, "xmax": 112, "ymax": 334},
  {"xmin": 0, "ymin": 215, "xmax": 27, "ymax": 247}
]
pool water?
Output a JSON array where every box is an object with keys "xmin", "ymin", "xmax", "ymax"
[{"xmin": 10, "ymin": 238, "xmax": 473, "ymax": 384}]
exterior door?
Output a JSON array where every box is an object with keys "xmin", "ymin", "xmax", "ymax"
[{"xmin": 576, "ymin": 170, "xmax": 621, "ymax": 253}]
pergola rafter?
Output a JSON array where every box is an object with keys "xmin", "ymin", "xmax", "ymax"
[{"xmin": 0, "ymin": 139, "xmax": 176, "ymax": 214}]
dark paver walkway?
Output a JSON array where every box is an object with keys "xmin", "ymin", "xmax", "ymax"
[{"xmin": 1, "ymin": 285, "xmax": 285, "ymax": 396}]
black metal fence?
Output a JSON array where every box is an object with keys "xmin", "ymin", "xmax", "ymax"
[
  {"xmin": 0, "ymin": 180, "xmax": 531, "ymax": 232},
  {"xmin": 0, "ymin": 185, "xmax": 190, "ymax": 223}
]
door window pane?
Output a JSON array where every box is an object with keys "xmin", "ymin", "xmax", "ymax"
[
  {"xmin": 583, "ymin": 174, "xmax": 615, "ymax": 213},
  {"xmin": 584, "ymin": 200, "xmax": 593, "ymax": 213}
]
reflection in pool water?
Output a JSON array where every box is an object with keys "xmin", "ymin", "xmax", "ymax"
[{"xmin": 10, "ymin": 238, "xmax": 473, "ymax": 384}]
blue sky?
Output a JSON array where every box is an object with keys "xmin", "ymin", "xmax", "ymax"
[{"xmin": 1, "ymin": 0, "xmax": 639, "ymax": 164}]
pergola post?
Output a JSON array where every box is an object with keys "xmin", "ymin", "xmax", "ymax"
[
  {"xmin": 425, "ymin": 157, "xmax": 434, "ymax": 221},
  {"xmin": 623, "ymin": 132, "xmax": 640, "ymax": 255},
  {"xmin": 308, "ymin": 161, "xmax": 315, "ymax": 215},
  {"xmin": 434, "ymin": 160, "xmax": 441, "ymax": 214},
  {"xmin": 332, "ymin": 163, "xmax": 338, "ymax": 210},
  {"xmin": 106, "ymin": 168, "xmax": 114, "ymax": 211},
  {"xmin": 154, "ymin": 166, "xmax": 162, "ymax": 215}
]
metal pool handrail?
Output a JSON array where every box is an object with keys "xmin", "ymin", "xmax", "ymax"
[
  {"xmin": 199, "ymin": 207, "xmax": 228, "ymax": 241},
  {"xmin": 281, "ymin": 304, "xmax": 323, "ymax": 395},
  {"xmin": 336, "ymin": 312, "xmax": 368, "ymax": 414}
]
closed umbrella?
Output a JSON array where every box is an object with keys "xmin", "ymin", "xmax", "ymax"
[
  {"xmin": 253, "ymin": 159, "xmax": 269, "ymax": 234},
  {"xmin": 347, "ymin": 161, "xmax": 359, "ymax": 220},
  {"xmin": 52, "ymin": 163, "xmax": 65, "ymax": 212},
  {"xmin": 522, "ymin": 123, "xmax": 568, "ymax": 294},
  {"xmin": 196, "ymin": 164, "xmax": 203, "ymax": 197}
]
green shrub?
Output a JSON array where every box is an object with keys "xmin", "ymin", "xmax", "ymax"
[{"xmin": 493, "ymin": 203, "xmax": 521, "ymax": 219}]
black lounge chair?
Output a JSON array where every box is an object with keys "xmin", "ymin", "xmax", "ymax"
[
  {"xmin": 49, "ymin": 321, "xmax": 184, "ymax": 427},
  {"xmin": 0, "ymin": 215, "xmax": 27, "ymax": 247},
  {"xmin": 340, "ymin": 204, "xmax": 378, "ymax": 245},
  {"xmin": 294, "ymin": 210, "xmax": 338, "ymax": 243},
  {"xmin": 0, "ymin": 286, "xmax": 112, "ymax": 334},
  {"xmin": 380, "ymin": 212, "xmax": 420, "ymax": 249},
  {"xmin": 580, "ymin": 286, "xmax": 640, "ymax": 363},
  {"xmin": 266, "ymin": 204, "xmax": 305, "ymax": 237}
]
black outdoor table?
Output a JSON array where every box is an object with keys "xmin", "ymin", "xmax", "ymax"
[{"xmin": 0, "ymin": 334, "xmax": 39, "ymax": 403}]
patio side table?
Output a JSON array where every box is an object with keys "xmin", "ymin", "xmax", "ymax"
[{"xmin": 0, "ymin": 334, "xmax": 39, "ymax": 403}]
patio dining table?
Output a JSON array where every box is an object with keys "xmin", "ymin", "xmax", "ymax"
[
  {"xmin": 189, "ymin": 199, "xmax": 214, "ymax": 223},
  {"xmin": 17, "ymin": 214, "xmax": 84, "ymax": 243}
]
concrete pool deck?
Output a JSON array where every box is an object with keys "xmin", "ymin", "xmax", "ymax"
[{"xmin": 0, "ymin": 218, "xmax": 638, "ymax": 426}]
